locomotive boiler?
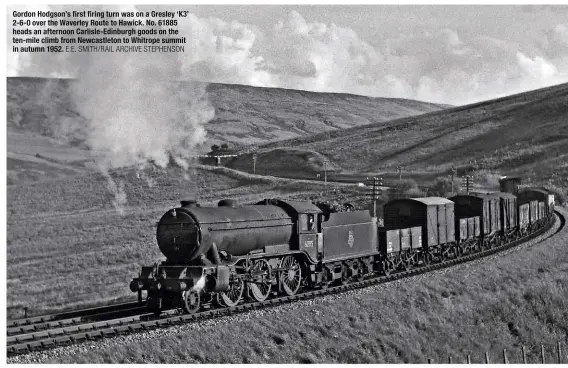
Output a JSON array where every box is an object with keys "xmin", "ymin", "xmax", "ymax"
[{"xmin": 156, "ymin": 199, "xmax": 294, "ymax": 263}]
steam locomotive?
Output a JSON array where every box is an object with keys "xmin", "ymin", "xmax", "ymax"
[{"xmin": 130, "ymin": 180, "xmax": 554, "ymax": 315}]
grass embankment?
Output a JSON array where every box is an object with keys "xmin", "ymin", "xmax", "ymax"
[
  {"xmin": 44, "ymin": 208, "xmax": 568, "ymax": 364},
  {"xmin": 6, "ymin": 164, "xmax": 355, "ymax": 318}
]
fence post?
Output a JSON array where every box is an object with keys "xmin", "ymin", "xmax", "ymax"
[
  {"xmin": 558, "ymin": 342, "xmax": 562, "ymax": 364},
  {"xmin": 485, "ymin": 352, "xmax": 490, "ymax": 364},
  {"xmin": 522, "ymin": 346, "xmax": 527, "ymax": 364},
  {"xmin": 541, "ymin": 344, "xmax": 545, "ymax": 364},
  {"xmin": 467, "ymin": 354, "xmax": 471, "ymax": 364},
  {"xmin": 503, "ymin": 349, "xmax": 508, "ymax": 364}
]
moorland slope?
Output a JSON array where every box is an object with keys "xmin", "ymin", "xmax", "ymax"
[
  {"xmin": 6, "ymin": 77, "xmax": 447, "ymax": 184},
  {"xmin": 257, "ymin": 83, "xmax": 568, "ymax": 187},
  {"xmin": 7, "ymin": 77, "xmax": 447, "ymax": 146}
]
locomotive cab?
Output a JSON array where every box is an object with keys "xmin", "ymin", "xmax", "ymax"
[
  {"xmin": 297, "ymin": 212, "xmax": 321, "ymax": 262},
  {"xmin": 257, "ymin": 199, "xmax": 323, "ymax": 263}
]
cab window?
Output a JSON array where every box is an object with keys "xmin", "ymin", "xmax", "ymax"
[
  {"xmin": 299, "ymin": 214, "xmax": 315, "ymax": 232},
  {"xmin": 307, "ymin": 214, "xmax": 315, "ymax": 231},
  {"xmin": 299, "ymin": 214, "xmax": 308, "ymax": 232}
]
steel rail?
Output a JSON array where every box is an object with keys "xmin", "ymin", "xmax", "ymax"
[
  {"xmin": 7, "ymin": 301, "xmax": 142, "ymax": 329},
  {"xmin": 7, "ymin": 211, "xmax": 563, "ymax": 356},
  {"xmin": 7, "ymin": 305, "xmax": 148, "ymax": 336}
]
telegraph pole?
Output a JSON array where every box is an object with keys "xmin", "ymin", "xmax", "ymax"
[
  {"xmin": 367, "ymin": 176, "xmax": 383, "ymax": 217},
  {"xmin": 323, "ymin": 160, "xmax": 328, "ymax": 185},
  {"xmin": 252, "ymin": 153, "xmax": 257, "ymax": 175},
  {"xmin": 451, "ymin": 166, "xmax": 457, "ymax": 193},
  {"xmin": 461, "ymin": 175, "xmax": 474, "ymax": 194}
]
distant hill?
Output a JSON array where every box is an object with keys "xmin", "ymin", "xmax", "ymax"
[
  {"xmin": 7, "ymin": 77, "xmax": 448, "ymax": 147},
  {"xmin": 256, "ymin": 82, "xmax": 568, "ymax": 188},
  {"xmin": 205, "ymin": 83, "xmax": 449, "ymax": 145},
  {"xmin": 6, "ymin": 76, "xmax": 447, "ymax": 184}
]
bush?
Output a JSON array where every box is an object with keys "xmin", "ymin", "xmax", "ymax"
[
  {"xmin": 474, "ymin": 170, "xmax": 502, "ymax": 190},
  {"xmin": 394, "ymin": 178, "xmax": 418, "ymax": 192},
  {"xmin": 405, "ymin": 187, "xmax": 425, "ymax": 197},
  {"xmin": 428, "ymin": 177, "xmax": 461, "ymax": 197},
  {"xmin": 546, "ymin": 185, "xmax": 567, "ymax": 206},
  {"xmin": 388, "ymin": 179, "xmax": 424, "ymax": 199}
]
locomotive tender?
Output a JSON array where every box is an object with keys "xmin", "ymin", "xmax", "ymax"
[{"xmin": 130, "ymin": 186, "xmax": 555, "ymax": 315}]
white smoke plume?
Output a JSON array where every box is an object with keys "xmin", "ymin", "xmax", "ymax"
[
  {"xmin": 69, "ymin": 59, "xmax": 212, "ymax": 170},
  {"xmin": 9, "ymin": 5, "xmax": 214, "ymax": 213},
  {"xmin": 100, "ymin": 167, "xmax": 128, "ymax": 215},
  {"xmin": 135, "ymin": 162, "xmax": 157, "ymax": 188},
  {"xmin": 71, "ymin": 41, "xmax": 213, "ymax": 213}
]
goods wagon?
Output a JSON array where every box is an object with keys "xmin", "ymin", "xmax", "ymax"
[
  {"xmin": 383, "ymin": 197, "xmax": 455, "ymax": 262},
  {"xmin": 378, "ymin": 228, "xmax": 401, "ymax": 272},
  {"xmin": 456, "ymin": 216, "xmax": 480, "ymax": 253},
  {"xmin": 491, "ymin": 192, "xmax": 518, "ymax": 239},
  {"xmin": 518, "ymin": 190, "xmax": 545, "ymax": 231},
  {"xmin": 378, "ymin": 226, "xmax": 423, "ymax": 273},
  {"xmin": 450, "ymin": 193, "xmax": 501, "ymax": 248},
  {"xmin": 518, "ymin": 188, "xmax": 554, "ymax": 221},
  {"xmin": 518, "ymin": 203, "xmax": 531, "ymax": 235},
  {"xmin": 529, "ymin": 200, "xmax": 540, "ymax": 228}
]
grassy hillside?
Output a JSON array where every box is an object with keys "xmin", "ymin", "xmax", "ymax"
[
  {"xmin": 7, "ymin": 77, "xmax": 447, "ymax": 148},
  {"xmin": 226, "ymin": 148, "xmax": 342, "ymax": 178},
  {"xmin": 6, "ymin": 77, "xmax": 447, "ymax": 185},
  {"xmin": 256, "ymin": 83, "xmax": 568, "ymax": 189},
  {"xmin": 206, "ymin": 83, "xmax": 448, "ymax": 145}
]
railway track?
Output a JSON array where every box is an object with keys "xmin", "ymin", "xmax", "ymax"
[
  {"xmin": 7, "ymin": 210, "xmax": 565, "ymax": 356},
  {"xmin": 7, "ymin": 301, "xmax": 143, "ymax": 330},
  {"xmin": 7, "ymin": 302, "xmax": 147, "ymax": 336}
]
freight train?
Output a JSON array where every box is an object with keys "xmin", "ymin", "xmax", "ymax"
[{"xmin": 130, "ymin": 180, "xmax": 555, "ymax": 315}]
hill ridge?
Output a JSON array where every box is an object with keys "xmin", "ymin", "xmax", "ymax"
[
  {"xmin": 252, "ymin": 82, "xmax": 568, "ymax": 190},
  {"xmin": 7, "ymin": 76, "xmax": 448, "ymax": 148}
]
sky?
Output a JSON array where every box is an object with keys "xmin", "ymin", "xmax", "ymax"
[{"xmin": 7, "ymin": 4, "xmax": 568, "ymax": 105}]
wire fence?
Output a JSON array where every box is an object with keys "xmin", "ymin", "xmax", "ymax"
[{"xmin": 427, "ymin": 342, "xmax": 566, "ymax": 364}]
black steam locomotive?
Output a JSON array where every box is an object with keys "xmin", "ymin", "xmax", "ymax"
[{"xmin": 130, "ymin": 180, "xmax": 554, "ymax": 315}]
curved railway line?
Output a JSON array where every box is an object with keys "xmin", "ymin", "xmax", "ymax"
[{"xmin": 6, "ymin": 209, "xmax": 565, "ymax": 357}]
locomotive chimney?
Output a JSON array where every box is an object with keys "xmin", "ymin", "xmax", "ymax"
[
  {"xmin": 218, "ymin": 199, "xmax": 238, "ymax": 208},
  {"xmin": 180, "ymin": 200, "xmax": 199, "ymax": 208}
]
